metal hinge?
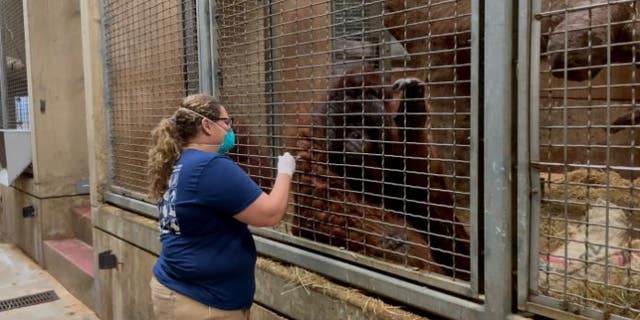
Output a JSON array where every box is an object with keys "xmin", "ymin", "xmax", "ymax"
[
  {"xmin": 22, "ymin": 205, "xmax": 35, "ymax": 218},
  {"xmin": 75, "ymin": 178, "xmax": 90, "ymax": 194},
  {"xmin": 98, "ymin": 250, "xmax": 119, "ymax": 270}
]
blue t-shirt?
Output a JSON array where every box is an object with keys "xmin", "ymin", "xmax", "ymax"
[{"xmin": 152, "ymin": 149, "xmax": 263, "ymax": 310}]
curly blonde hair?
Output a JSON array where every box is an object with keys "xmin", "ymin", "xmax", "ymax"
[{"xmin": 148, "ymin": 94, "xmax": 222, "ymax": 200}]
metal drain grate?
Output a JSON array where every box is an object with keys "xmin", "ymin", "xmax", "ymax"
[{"xmin": 0, "ymin": 290, "xmax": 59, "ymax": 312}]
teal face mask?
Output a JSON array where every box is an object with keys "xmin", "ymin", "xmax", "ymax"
[{"xmin": 216, "ymin": 125, "xmax": 236, "ymax": 154}]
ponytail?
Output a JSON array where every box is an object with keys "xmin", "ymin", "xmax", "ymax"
[{"xmin": 148, "ymin": 118, "xmax": 183, "ymax": 200}]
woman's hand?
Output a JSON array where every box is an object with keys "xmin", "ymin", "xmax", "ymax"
[{"xmin": 277, "ymin": 152, "xmax": 296, "ymax": 176}]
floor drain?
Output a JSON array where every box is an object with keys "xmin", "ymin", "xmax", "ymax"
[{"xmin": 0, "ymin": 290, "xmax": 59, "ymax": 312}]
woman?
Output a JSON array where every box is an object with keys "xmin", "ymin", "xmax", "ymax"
[{"xmin": 147, "ymin": 94, "xmax": 296, "ymax": 319}]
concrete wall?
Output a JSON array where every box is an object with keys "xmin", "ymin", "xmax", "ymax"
[
  {"xmin": 91, "ymin": 204, "xmax": 426, "ymax": 320},
  {"xmin": 11, "ymin": 0, "xmax": 89, "ymax": 199},
  {"xmin": 0, "ymin": 0, "xmax": 89, "ymax": 257},
  {"xmin": 93, "ymin": 228, "xmax": 156, "ymax": 320},
  {"xmin": 1, "ymin": 186, "xmax": 12, "ymax": 242},
  {"xmin": 0, "ymin": 185, "xmax": 87, "ymax": 263},
  {"xmin": 0, "ymin": 0, "xmax": 91, "ymax": 314},
  {"xmin": 1, "ymin": 186, "xmax": 41, "ymax": 262}
]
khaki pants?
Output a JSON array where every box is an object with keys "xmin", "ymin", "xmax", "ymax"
[{"xmin": 150, "ymin": 276, "xmax": 250, "ymax": 320}]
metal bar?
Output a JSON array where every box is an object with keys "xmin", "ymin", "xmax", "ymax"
[
  {"xmin": 602, "ymin": 3, "xmax": 613, "ymax": 314},
  {"xmin": 0, "ymin": 8, "xmax": 8, "ymax": 129},
  {"xmin": 527, "ymin": 0, "xmax": 542, "ymax": 299},
  {"xmin": 527, "ymin": 296, "xmax": 606, "ymax": 320},
  {"xmin": 265, "ymin": 0, "xmax": 277, "ymax": 170},
  {"xmin": 99, "ymin": 0, "xmax": 115, "ymax": 187},
  {"xmin": 483, "ymin": 0, "xmax": 515, "ymax": 318},
  {"xmin": 532, "ymin": 0, "xmax": 635, "ymax": 19},
  {"xmin": 209, "ymin": 0, "xmax": 220, "ymax": 99},
  {"xmin": 0, "ymin": 290, "xmax": 59, "ymax": 312},
  {"xmin": 0, "ymin": 128, "xmax": 28, "ymax": 133},
  {"xmin": 251, "ymin": 227, "xmax": 475, "ymax": 297},
  {"xmin": 183, "ymin": 0, "xmax": 200, "ymax": 94},
  {"xmin": 469, "ymin": 0, "xmax": 482, "ymax": 297},
  {"xmin": 253, "ymin": 235, "xmax": 485, "ymax": 320},
  {"xmin": 525, "ymin": 303, "xmax": 600, "ymax": 320},
  {"xmin": 19, "ymin": 0, "xmax": 29, "ymax": 132},
  {"xmin": 209, "ymin": 0, "xmax": 219, "ymax": 97},
  {"xmin": 516, "ymin": 0, "xmax": 533, "ymax": 310},
  {"xmin": 198, "ymin": 0, "xmax": 213, "ymax": 95},
  {"xmin": 527, "ymin": 296, "xmax": 638, "ymax": 320},
  {"xmin": 559, "ymin": 1, "xmax": 570, "ymax": 304},
  {"xmin": 531, "ymin": 161, "xmax": 640, "ymax": 172},
  {"xmin": 104, "ymin": 191, "xmax": 157, "ymax": 218},
  {"xmin": 609, "ymin": 315, "xmax": 638, "ymax": 320},
  {"xmin": 109, "ymin": 185, "xmax": 150, "ymax": 202}
]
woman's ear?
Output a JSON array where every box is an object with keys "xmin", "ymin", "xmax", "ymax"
[{"xmin": 200, "ymin": 118, "xmax": 214, "ymax": 136}]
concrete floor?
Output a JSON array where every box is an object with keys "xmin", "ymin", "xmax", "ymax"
[{"xmin": 0, "ymin": 243, "xmax": 98, "ymax": 320}]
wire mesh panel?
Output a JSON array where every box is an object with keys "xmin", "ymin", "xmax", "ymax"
[
  {"xmin": 217, "ymin": 0, "xmax": 475, "ymax": 291},
  {"xmin": 103, "ymin": 0, "xmax": 200, "ymax": 197},
  {"xmin": 532, "ymin": 1, "xmax": 640, "ymax": 318},
  {"xmin": 0, "ymin": 0, "xmax": 29, "ymax": 130}
]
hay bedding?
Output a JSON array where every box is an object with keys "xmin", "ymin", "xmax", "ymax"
[
  {"xmin": 539, "ymin": 169, "xmax": 640, "ymax": 318},
  {"xmin": 257, "ymin": 258, "xmax": 426, "ymax": 320}
]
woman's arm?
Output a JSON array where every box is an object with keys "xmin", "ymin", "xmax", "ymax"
[{"xmin": 233, "ymin": 152, "xmax": 296, "ymax": 227}]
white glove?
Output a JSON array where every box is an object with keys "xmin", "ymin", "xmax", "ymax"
[{"xmin": 277, "ymin": 152, "xmax": 297, "ymax": 176}]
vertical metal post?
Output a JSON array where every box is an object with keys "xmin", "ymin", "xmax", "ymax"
[
  {"xmin": 483, "ymin": 0, "xmax": 515, "ymax": 318},
  {"xmin": 99, "ymin": 0, "xmax": 115, "ymax": 187},
  {"xmin": 469, "ymin": 0, "xmax": 483, "ymax": 297},
  {"xmin": 0, "ymin": 8, "xmax": 8, "ymax": 129},
  {"xmin": 527, "ymin": 0, "xmax": 542, "ymax": 300},
  {"xmin": 197, "ymin": 0, "xmax": 213, "ymax": 95},
  {"xmin": 208, "ymin": 0, "xmax": 219, "ymax": 98},
  {"xmin": 265, "ymin": 0, "xmax": 277, "ymax": 169},
  {"xmin": 516, "ymin": 0, "xmax": 538, "ymax": 310},
  {"xmin": 183, "ymin": 0, "xmax": 199, "ymax": 94}
]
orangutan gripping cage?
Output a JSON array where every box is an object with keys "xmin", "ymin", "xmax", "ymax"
[
  {"xmin": 102, "ymin": 0, "xmax": 201, "ymax": 197},
  {"xmin": 216, "ymin": 0, "xmax": 477, "ymax": 295},
  {"xmin": 529, "ymin": 1, "xmax": 640, "ymax": 319},
  {"xmin": 0, "ymin": 0, "xmax": 29, "ymax": 130}
]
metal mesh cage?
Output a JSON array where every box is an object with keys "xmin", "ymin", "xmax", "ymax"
[
  {"xmin": 217, "ymin": 0, "xmax": 474, "ymax": 287},
  {"xmin": 533, "ymin": 1, "xmax": 640, "ymax": 318},
  {"xmin": 103, "ymin": 0, "xmax": 200, "ymax": 197},
  {"xmin": 0, "ymin": 0, "xmax": 29, "ymax": 130}
]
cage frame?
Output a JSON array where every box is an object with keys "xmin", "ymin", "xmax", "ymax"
[
  {"xmin": 0, "ymin": 0, "xmax": 32, "ymax": 187},
  {"xmin": 94, "ymin": 0, "xmax": 604, "ymax": 318},
  {"xmin": 518, "ymin": 1, "xmax": 640, "ymax": 319},
  {"xmin": 0, "ymin": 0, "xmax": 27, "ymax": 130}
]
